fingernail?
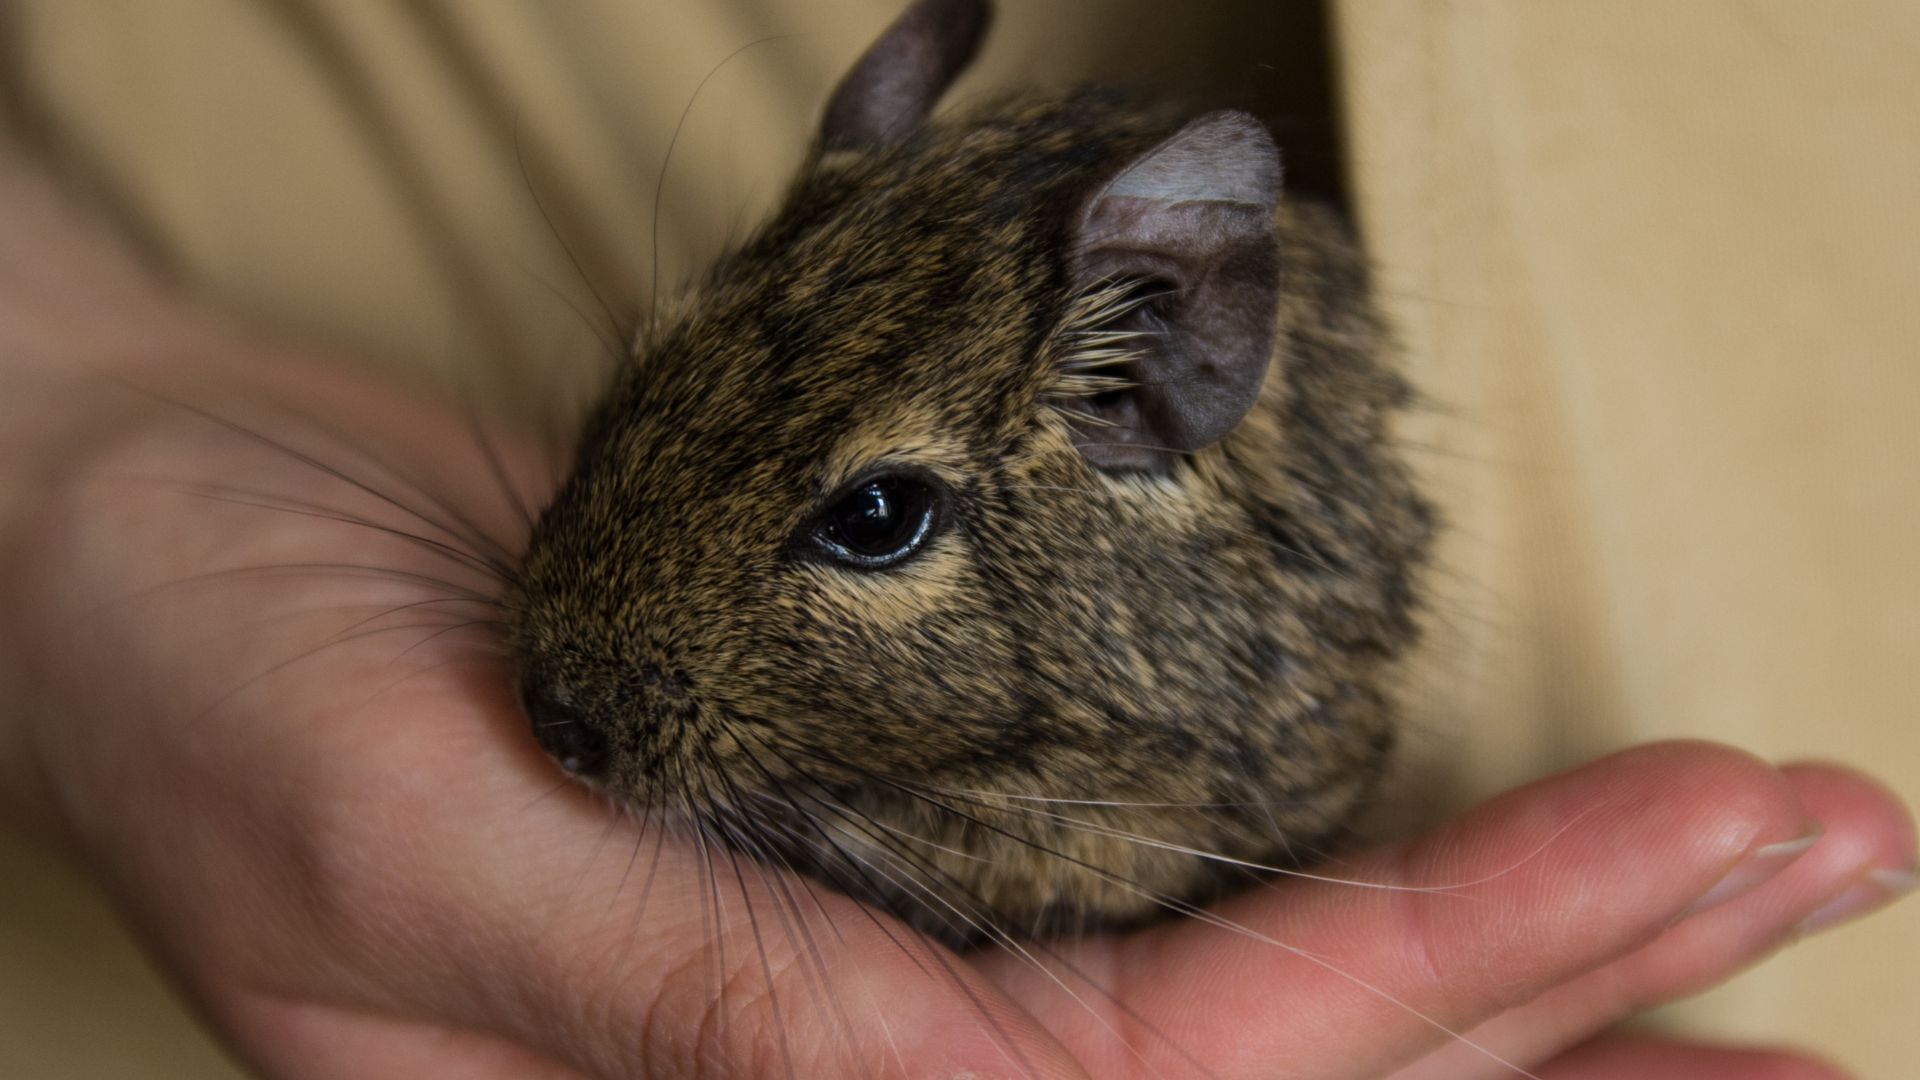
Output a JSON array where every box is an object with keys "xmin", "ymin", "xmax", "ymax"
[
  {"xmin": 1795, "ymin": 864, "xmax": 1920, "ymax": 936},
  {"xmin": 1683, "ymin": 827, "xmax": 1823, "ymax": 918}
]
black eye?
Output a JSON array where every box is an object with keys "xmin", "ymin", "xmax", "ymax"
[{"xmin": 812, "ymin": 473, "xmax": 940, "ymax": 568}]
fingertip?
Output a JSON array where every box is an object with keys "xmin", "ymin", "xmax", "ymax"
[
  {"xmin": 1779, "ymin": 760, "xmax": 1918, "ymax": 869},
  {"xmin": 1537, "ymin": 1034, "xmax": 1852, "ymax": 1080}
]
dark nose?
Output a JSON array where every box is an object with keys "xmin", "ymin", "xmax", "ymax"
[{"xmin": 520, "ymin": 680, "xmax": 610, "ymax": 778}]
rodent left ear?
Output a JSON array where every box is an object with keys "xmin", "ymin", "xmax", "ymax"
[
  {"xmin": 820, "ymin": 0, "xmax": 992, "ymax": 152},
  {"xmin": 1067, "ymin": 111, "xmax": 1283, "ymax": 471}
]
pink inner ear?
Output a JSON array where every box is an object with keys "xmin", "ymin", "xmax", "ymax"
[
  {"xmin": 1067, "ymin": 112, "xmax": 1284, "ymax": 471},
  {"xmin": 1098, "ymin": 112, "xmax": 1283, "ymax": 211}
]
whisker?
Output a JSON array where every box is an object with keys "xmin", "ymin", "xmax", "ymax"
[
  {"xmin": 71, "ymin": 560, "xmax": 500, "ymax": 624},
  {"xmin": 785, "ymin": 742, "xmax": 1546, "ymax": 1079},
  {"xmin": 117, "ymin": 380, "xmax": 523, "ymax": 578},
  {"xmin": 727, "ymin": 734, "xmax": 1041, "ymax": 1077},
  {"xmin": 716, "ymin": 752, "xmax": 942, "ymax": 1080},
  {"xmin": 191, "ymin": 617, "xmax": 495, "ymax": 722},
  {"xmin": 386, "ymin": 618, "xmax": 501, "ymax": 663},
  {"xmin": 845, "ymin": 755, "xmax": 1588, "ymax": 896},
  {"xmin": 610, "ymin": 809, "xmax": 671, "ymax": 973},
  {"xmin": 746, "ymin": 744, "xmax": 1197, "ymax": 1079},
  {"xmin": 650, "ymin": 34, "xmax": 804, "ymax": 325},
  {"xmin": 708, "ymin": 815, "xmax": 798, "ymax": 1080},
  {"xmin": 515, "ymin": 264, "xmax": 626, "ymax": 364},
  {"xmin": 455, "ymin": 372, "xmax": 542, "ymax": 538},
  {"xmin": 973, "ymin": 796, "xmax": 1477, "ymax": 895},
  {"xmin": 518, "ymin": 774, "xmax": 584, "ymax": 815},
  {"xmin": 736, "ymin": 734, "xmax": 1211, "ymax": 1077},
  {"xmin": 512, "ymin": 123, "xmax": 626, "ymax": 358},
  {"xmin": 179, "ymin": 483, "xmax": 511, "ymax": 585},
  {"xmin": 328, "ymin": 595, "xmax": 505, "ymax": 641}
]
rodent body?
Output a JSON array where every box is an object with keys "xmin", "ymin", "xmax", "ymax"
[{"xmin": 509, "ymin": 0, "xmax": 1430, "ymax": 945}]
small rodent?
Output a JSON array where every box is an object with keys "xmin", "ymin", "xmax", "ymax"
[{"xmin": 508, "ymin": 0, "xmax": 1430, "ymax": 947}]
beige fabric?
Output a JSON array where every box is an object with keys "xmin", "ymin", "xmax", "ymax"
[
  {"xmin": 1341, "ymin": 5, "xmax": 1919, "ymax": 1073},
  {"xmin": 1, "ymin": 1, "xmax": 1913, "ymax": 1075}
]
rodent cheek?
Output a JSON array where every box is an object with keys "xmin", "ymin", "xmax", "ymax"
[{"xmin": 801, "ymin": 538, "xmax": 972, "ymax": 629}]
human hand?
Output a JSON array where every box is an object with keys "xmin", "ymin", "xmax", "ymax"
[
  {"xmin": 0, "ymin": 161, "xmax": 1910, "ymax": 1078},
  {"xmin": 0, "ymin": 337, "xmax": 1908, "ymax": 1080}
]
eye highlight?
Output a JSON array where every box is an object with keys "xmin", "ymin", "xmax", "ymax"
[{"xmin": 809, "ymin": 472, "xmax": 942, "ymax": 569}]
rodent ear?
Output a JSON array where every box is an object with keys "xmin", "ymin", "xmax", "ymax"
[
  {"xmin": 1067, "ymin": 111, "xmax": 1283, "ymax": 471},
  {"xmin": 820, "ymin": 0, "xmax": 992, "ymax": 151}
]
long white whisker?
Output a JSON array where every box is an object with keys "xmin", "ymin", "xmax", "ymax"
[{"xmin": 787, "ymin": 745, "xmax": 1548, "ymax": 1078}]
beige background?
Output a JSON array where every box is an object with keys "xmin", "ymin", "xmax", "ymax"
[{"xmin": 2, "ymin": 1, "xmax": 1915, "ymax": 1076}]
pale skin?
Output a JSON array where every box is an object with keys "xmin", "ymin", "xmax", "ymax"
[{"xmin": 1, "ymin": 167, "xmax": 1914, "ymax": 1080}]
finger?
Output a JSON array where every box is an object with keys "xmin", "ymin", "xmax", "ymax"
[
  {"xmin": 1531, "ymin": 1034, "xmax": 1849, "ymax": 1080},
  {"xmin": 225, "ymin": 995, "xmax": 587, "ymax": 1080},
  {"xmin": 1390, "ymin": 762, "xmax": 1915, "ymax": 1079},
  {"xmin": 1774, "ymin": 761, "xmax": 1919, "ymax": 934},
  {"xmin": 252, "ymin": 672, "xmax": 1088, "ymax": 1080},
  {"xmin": 993, "ymin": 740, "xmax": 1820, "ymax": 1078}
]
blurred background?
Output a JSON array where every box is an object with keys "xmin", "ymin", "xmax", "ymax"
[{"xmin": 2, "ymin": 1, "xmax": 1915, "ymax": 1075}]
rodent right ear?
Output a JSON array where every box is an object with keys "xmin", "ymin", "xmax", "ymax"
[
  {"xmin": 819, "ymin": 0, "xmax": 992, "ymax": 151},
  {"xmin": 1064, "ymin": 111, "xmax": 1284, "ymax": 472}
]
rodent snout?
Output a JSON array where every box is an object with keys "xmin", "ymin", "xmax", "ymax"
[{"xmin": 519, "ymin": 679, "xmax": 610, "ymax": 779}]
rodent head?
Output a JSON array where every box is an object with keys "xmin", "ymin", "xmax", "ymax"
[{"xmin": 508, "ymin": 0, "xmax": 1430, "ymax": 943}]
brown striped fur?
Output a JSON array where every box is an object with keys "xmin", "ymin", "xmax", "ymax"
[{"xmin": 507, "ymin": 21, "xmax": 1430, "ymax": 945}]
